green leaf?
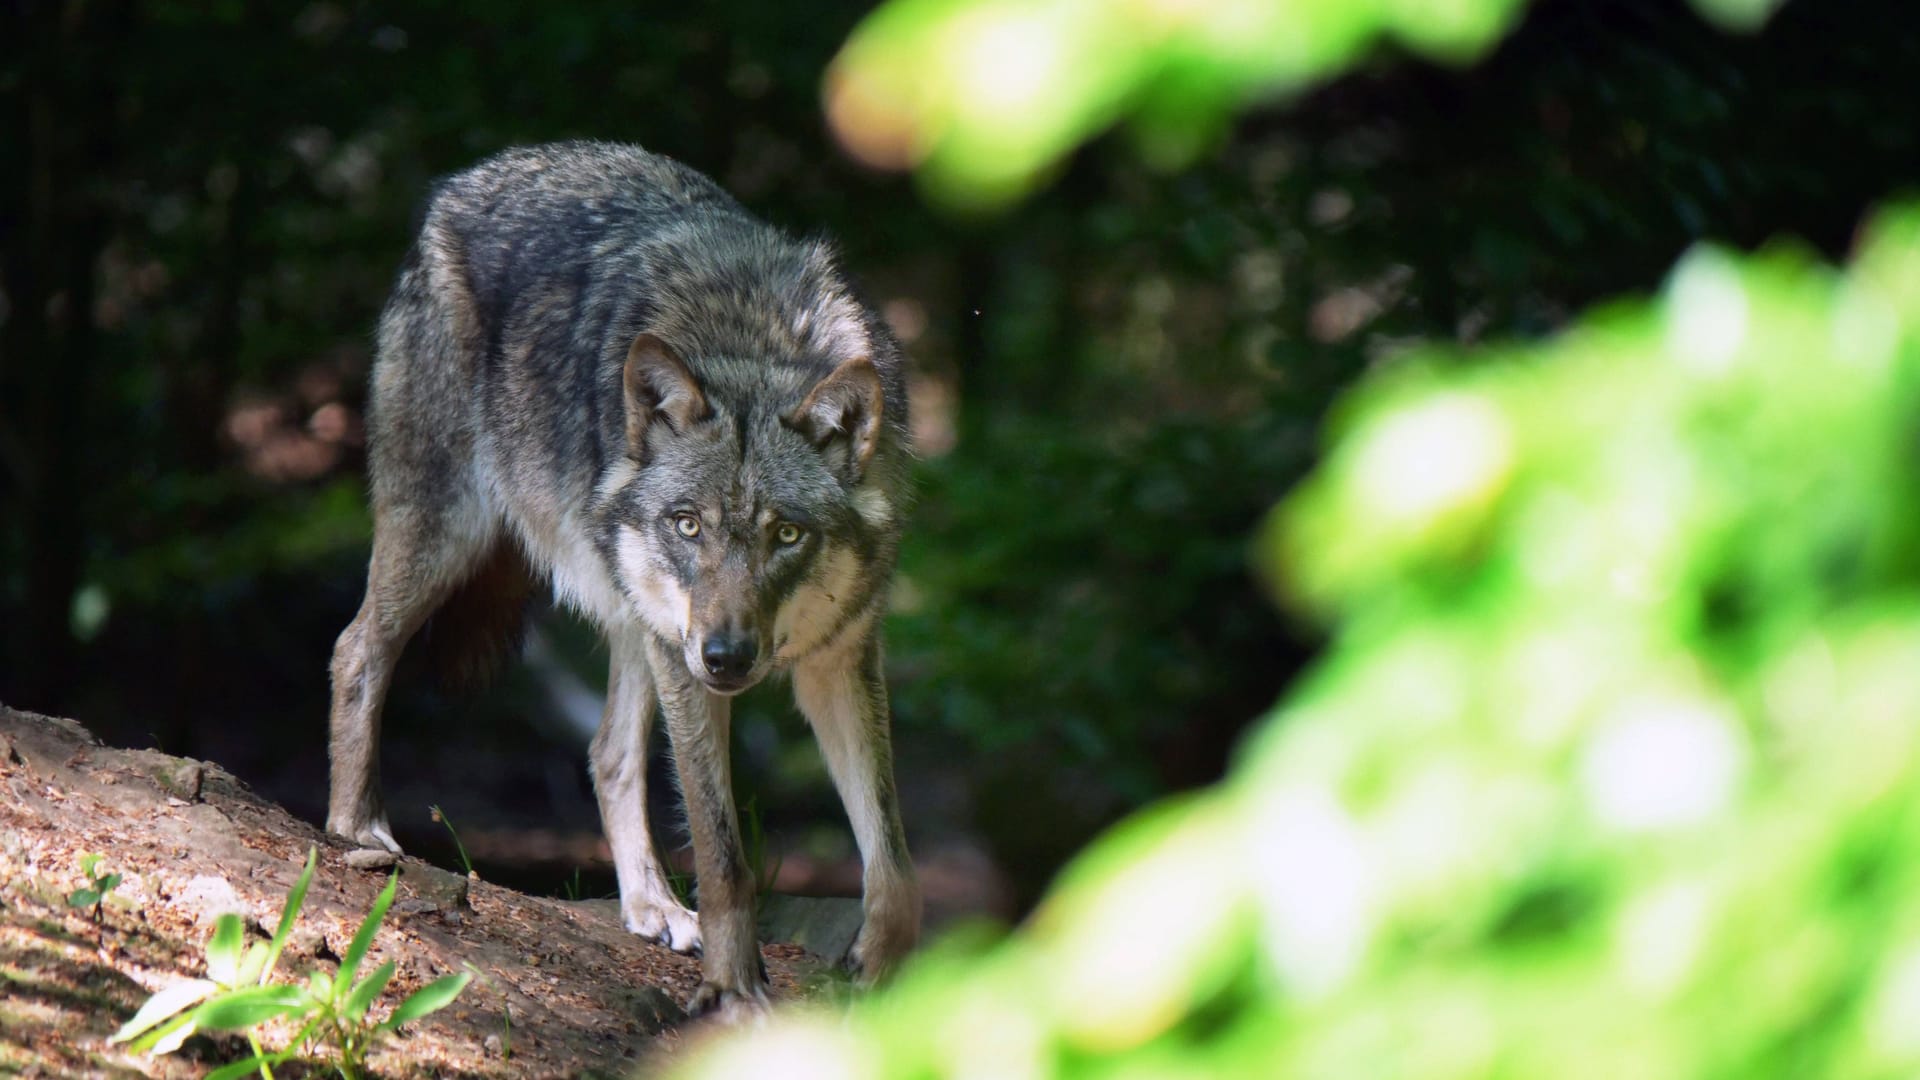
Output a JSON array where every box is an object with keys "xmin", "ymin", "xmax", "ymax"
[
  {"xmin": 109, "ymin": 978, "xmax": 216, "ymax": 1044},
  {"xmin": 259, "ymin": 847, "xmax": 315, "ymax": 984},
  {"xmin": 307, "ymin": 968, "xmax": 333, "ymax": 1003},
  {"xmin": 236, "ymin": 942, "xmax": 269, "ymax": 986},
  {"xmin": 339, "ymin": 869, "xmax": 397, "ymax": 990},
  {"xmin": 192, "ymin": 985, "xmax": 309, "ymax": 1031},
  {"xmin": 80, "ymin": 853, "xmax": 102, "ymax": 877},
  {"xmin": 205, "ymin": 1051, "xmax": 289, "ymax": 1080},
  {"xmin": 288, "ymin": 1011, "xmax": 327, "ymax": 1053},
  {"xmin": 68, "ymin": 888, "xmax": 99, "ymax": 908},
  {"xmin": 98, "ymin": 872, "xmax": 123, "ymax": 893},
  {"xmin": 146, "ymin": 1014, "xmax": 198, "ymax": 1056},
  {"xmin": 344, "ymin": 960, "xmax": 396, "ymax": 1020},
  {"xmin": 206, "ymin": 913, "xmax": 245, "ymax": 985},
  {"xmin": 379, "ymin": 971, "xmax": 472, "ymax": 1030}
]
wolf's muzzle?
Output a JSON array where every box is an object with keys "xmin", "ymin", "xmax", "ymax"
[{"xmin": 700, "ymin": 634, "xmax": 759, "ymax": 683}]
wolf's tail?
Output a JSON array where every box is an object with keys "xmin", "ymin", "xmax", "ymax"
[{"xmin": 416, "ymin": 540, "xmax": 539, "ymax": 690}]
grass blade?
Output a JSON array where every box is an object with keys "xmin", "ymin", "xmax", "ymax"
[
  {"xmin": 192, "ymin": 986, "xmax": 307, "ymax": 1031},
  {"xmin": 431, "ymin": 804, "xmax": 474, "ymax": 876},
  {"xmin": 378, "ymin": 970, "xmax": 473, "ymax": 1030},
  {"xmin": 343, "ymin": 960, "xmax": 396, "ymax": 1021},
  {"xmin": 206, "ymin": 914, "xmax": 245, "ymax": 985},
  {"xmin": 259, "ymin": 847, "xmax": 315, "ymax": 984},
  {"xmin": 237, "ymin": 942, "xmax": 270, "ymax": 986},
  {"xmin": 205, "ymin": 1052, "xmax": 287, "ymax": 1080},
  {"xmin": 338, "ymin": 869, "xmax": 397, "ymax": 990},
  {"xmin": 109, "ymin": 978, "xmax": 216, "ymax": 1044},
  {"xmin": 147, "ymin": 1014, "xmax": 199, "ymax": 1055}
]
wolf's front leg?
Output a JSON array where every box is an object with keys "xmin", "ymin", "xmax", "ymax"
[
  {"xmin": 590, "ymin": 625, "xmax": 701, "ymax": 953},
  {"xmin": 794, "ymin": 631, "xmax": 920, "ymax": 983},
  {"xmin": 647, "ymin": 634, "xmax": 768, "ymax": 1020}
]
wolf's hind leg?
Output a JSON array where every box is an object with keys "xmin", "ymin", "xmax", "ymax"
[
  {"xmin": 794, "ymin": 631, "xmax": 920, "ymax": 983},
  {"xmin": 590, "ymin": 624, "xmax": 701, "ymax": 953},
  {"xmin": 327, "ymin": 504, "xmax": 494, "ymax": 853}
]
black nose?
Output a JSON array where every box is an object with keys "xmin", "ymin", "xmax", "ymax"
[{"xmin": 701, "ymin": 635, "xmax": 758, "ymax": 681}]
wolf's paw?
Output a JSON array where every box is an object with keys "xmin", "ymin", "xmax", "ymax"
[
  {"xmin": 846, "ymin": 892, "xmax": 920, "ymax": 984},
  {"xmin": 624, "ymin": 899, "xmax": 702, "ymax": 954},
  {"xmin": 686, "ymin": 981, "xmax": 770, "ymax": 1024},
  {"xmin": 327, "ymin": 815, "xmax": 403, "ymax": 856}
]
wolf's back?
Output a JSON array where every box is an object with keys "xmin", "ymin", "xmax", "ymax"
[
  {"xmin": 363, "ymin": 141, "xmax": 750, "ymax": 688},
  {"xmin": 414, "ymin": 141, "xmax": 752, "ymax": 328}
]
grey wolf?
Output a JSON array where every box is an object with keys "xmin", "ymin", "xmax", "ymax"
[{"xmin": 324, "ymin": 141, "xmax": 919, "ymax": 1017}]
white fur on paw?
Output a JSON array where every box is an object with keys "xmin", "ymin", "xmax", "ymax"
[
  {"xmin": 625, "ymin": 900, "xmax": 702, "ymax": 954},
  {"xmin": 364, "ymin": 820, "xmax": 402, "ymax": 854},
  {"xmin": 329, "ymin": 818, "xmax": 404, "ymax": 856}
]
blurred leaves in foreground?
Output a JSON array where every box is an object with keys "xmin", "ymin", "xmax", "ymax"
[
  {"xmin": 824, "ymin": 0, "xmax": 1789, "ymax": 209},
  {"xmin": 676, "ymin": 206, "xmax": 1920, "ymax": 1077}
]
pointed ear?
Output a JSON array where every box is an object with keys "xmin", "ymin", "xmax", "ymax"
[
  {"xmin": 786, "ymin": 356, "xmax": 885, "ymax": 482},
  {"xmin": 624, "ymin": 333, "xmax": 709, "ymax": 462}
]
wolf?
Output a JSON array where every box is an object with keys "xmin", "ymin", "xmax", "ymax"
[{"xmin": 324, "ymin": 141, "xmax": 920, "ymax": 1017}]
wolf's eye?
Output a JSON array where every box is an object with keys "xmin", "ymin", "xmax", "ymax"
[
  {"xmin": 673, "ymin": 514, "xmax": 701, "ymax": 539},
  {"xmin": 775, "ymin": 522, "xmax": 805, "ymax": 546}
]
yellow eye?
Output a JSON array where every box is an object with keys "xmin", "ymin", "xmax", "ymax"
[
  {"xmin": 775, "ymin": 522, "xmax": 804, "ymax": 546},
  {"xmin": 674, "ymin": 515, "xmax": 701, "ymax": 538}
]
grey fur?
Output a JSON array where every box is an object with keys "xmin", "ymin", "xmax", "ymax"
[{"xmin": 326, "ymin": 142, "xmax": 920, "ymax": 1018}]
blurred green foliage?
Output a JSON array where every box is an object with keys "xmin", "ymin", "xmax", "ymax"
[
  {"xmin": 680, "ymin": 197, "xmax": 1920, "ymax": 1079},
  {"xmin": 866, "ymin": 0, "xmax": 1920, "ymax": 887},
  {"xmin": 825, "ymin": 0, "xmax": 1789, "ymax": 208},
  {"xmin": 825, "ymin": 0, "xmax": 1531, "ymax": 207}
]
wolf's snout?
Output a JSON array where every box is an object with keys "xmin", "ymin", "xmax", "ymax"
[{"xmin": 700, "ymin": 634, "xmax": 759, "ymax": 681}]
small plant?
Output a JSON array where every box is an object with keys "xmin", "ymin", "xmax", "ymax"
[
  {"xmin": 67, "ymin": 852, "xmax": 123, "ymax": 920},
  {"xmin": 499, "ymin": 998, "xmax": 513, "ymax": 1063},
  {"xmin": 654, "ymin": 800, "xmax": 780, "ymax": 911},
  {"xmin": 430, "ymin": 804, "xmax": 474, "ymax": 877},
  {"xmin": 739, "ymin": 796, "xmax": 783, "ymax": 914},
  {"xmin": 667, "ymin": 862, "xmax": 695, "ymax": 908},
  {"xmin": 110, "ymin": 847, "xmax": 472, "ymax": 1080},
  {"xmin": 556, "ymin": 868, "xmax": 618, "ymax": 903}
]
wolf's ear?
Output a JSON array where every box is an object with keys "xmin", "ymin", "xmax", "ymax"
[
  {"xmin": 624, "ymin": 333, "xmax": 709, "ymax": 461},
  {"xmin": 786, "ymin": 356, "xmax": 885, "ymax": 482}
]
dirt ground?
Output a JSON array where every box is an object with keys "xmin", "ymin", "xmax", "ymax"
[{"xmin": 0, "ymin": 706, "xmax": 821, "ymax": 1078}]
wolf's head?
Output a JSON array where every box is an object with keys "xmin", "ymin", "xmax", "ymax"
[{"xmin": 603, "ymin": 333, "xmax": 900, "ymax": 694}]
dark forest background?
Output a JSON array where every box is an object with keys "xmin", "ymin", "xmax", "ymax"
[{"xmin": 3, "ymin": 0, "xmax": 1916, "ymax": 922}]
